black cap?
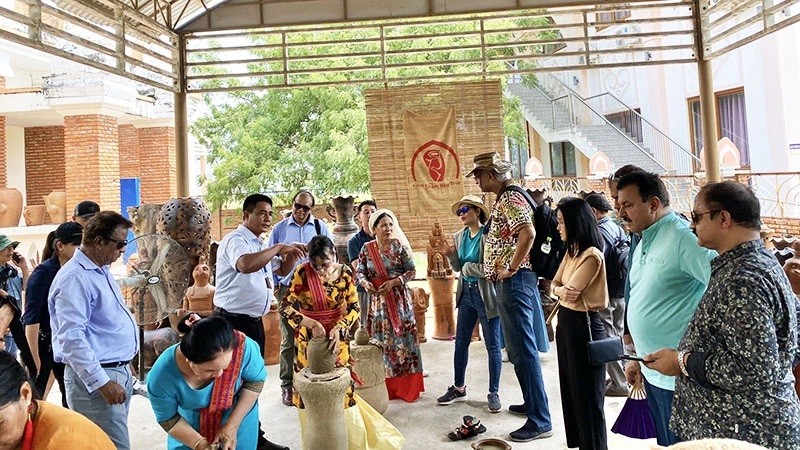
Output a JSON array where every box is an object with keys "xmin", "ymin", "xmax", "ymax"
[
  {"xmin": 73, "ymin": 201, "xmax": 100, "ymax": 218},
  {"xmin": 53, "ymin": 222, "xmax": 83, "ymax": 246},
  {"xmin": 585, "ymin": 193, "xmax": 613, "ymax": 212}
]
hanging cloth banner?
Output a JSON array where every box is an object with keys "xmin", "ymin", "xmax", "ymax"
[{"xmin": 403, "ymin": 107, "xmax": 462, "ymax": 215}]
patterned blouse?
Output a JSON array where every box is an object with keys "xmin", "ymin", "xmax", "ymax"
[
  {"xmin": 672, "ymin": 240, "xmax": 800, "ymax": 448},
  {"xmin": 484, "ymin": 188, "xmax": 533, "ymax": 280}
]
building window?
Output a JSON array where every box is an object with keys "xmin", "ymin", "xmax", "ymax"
[
  {"xmin": 550, "ymin": 141, "xmax": 577, "ymax": 176},
  {"xmin": 688, "ymin": 88, "xmax": 750, "ymax": 167}
]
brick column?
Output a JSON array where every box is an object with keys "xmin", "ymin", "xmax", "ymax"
[
  {"xmin": 64, "ymin": 115, "xmax": 121, "ymax": 212},
  {"xmin": 118, "ymin": 124, "xmax": 141, "ymax": 179},
  {"xmin": 24, "ymin": 126, "xmax": 66, "ymax": 205},
  {"xmin": 138, "ymin": 126, "xmax": 176, "ymax": 203}
]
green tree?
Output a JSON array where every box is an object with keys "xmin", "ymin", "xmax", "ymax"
[{"xmin": 192, "ymin": 15, "xmax": 559, "ymax": 208}]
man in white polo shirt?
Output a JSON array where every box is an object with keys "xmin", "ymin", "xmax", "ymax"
[{"xmin": 214, "ymin": 193, "xmax": 305, "ymax": 450}]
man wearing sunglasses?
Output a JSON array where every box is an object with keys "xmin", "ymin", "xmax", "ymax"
[
  {"xmin": 615, "ymin": 172, "xmax": 716, "ymax": 446},
  {"xmin": 266, "ymin": 189, "xmax": 332, "ymax": 406},
  {"xmin": 49, "ymin": 211, "xmax": 139, "ymax": 450}
]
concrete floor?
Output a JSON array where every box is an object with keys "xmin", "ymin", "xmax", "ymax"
[{"xmin": 44, "ymin": 316, "xmax": 658, "ymax": 449}]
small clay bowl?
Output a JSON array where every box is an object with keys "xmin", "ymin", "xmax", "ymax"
[{"xmin": 471, "ymin": 438, "xmax": 512, "ymax": 450}]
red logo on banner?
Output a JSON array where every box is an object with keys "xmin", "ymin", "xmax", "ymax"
[{"xmin": 411, "ymin": 140, "xmax": 460, "ymax": 182}]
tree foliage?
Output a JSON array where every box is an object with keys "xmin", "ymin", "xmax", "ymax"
[{"xmin": 192, "ymin": 16, "xmax": 557, "ymax": 208}]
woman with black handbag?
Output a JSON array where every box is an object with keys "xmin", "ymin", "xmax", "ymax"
[{"xmin": 551, "ymin": 197, "xmax": 610, "ymax": 450}]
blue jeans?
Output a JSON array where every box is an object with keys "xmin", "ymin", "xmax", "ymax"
[
  {"xmin": 495, "ymin": 270, "xmax": 552, "ymax": 432},
  {"xmin": 644, "ymin": 378, "xmax": 680, "ymax": 446},
  {"xmin": 65, "ymin": 364, "xmax": 133, "ymax": 450},
  {"xmin": 454, "ymin": 282, "xmax": 502, "ymax": 394}
]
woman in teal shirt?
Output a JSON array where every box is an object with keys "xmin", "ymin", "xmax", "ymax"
[{"xmin": 147, "ymin": 315, "xmax": 266, "ymax": 450}]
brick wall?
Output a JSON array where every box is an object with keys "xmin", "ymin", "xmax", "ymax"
[
  {"xmin": 24, "ymin": 126, "xmax": 65, "ymax": 206},
  {"xmin": 139, "ymin": 127, "xmax": 176, "ymax": 204},
  {"xmin": 64, "ymin": 115, "xmax": 120, "ymax": 212},
  {"xmin": 210, "ymin": 208, "xmax": 242, "ymax": 241},
  {"xmin": 0, "ymin": 116, "xmax": 6, "ymax": 188},
  {"xmin": 763, "ymin": 217, "xmax": 800, "ymax": 237},
  {"xmin": 118, "ymin": 124, "xmax": 140, "ymax": 179}
]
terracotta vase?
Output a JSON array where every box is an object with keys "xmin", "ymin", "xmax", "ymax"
[
  {"xmin": 428, "ymin": 277, "xmax": 456, "ymax": 340},
  {"xmin": 307, "ymin": 336, "xmax": 336, "ymax": 374},
  {"xmin": 262, "ymin": 305, "xmax": 281, "ymax": 365},
  {"xmin": 0, "ymin": 188, "xmax": 23, "ymax": 227},
  {"xmin": 43, "ymin": 191, "xmax": 66, "ymax": 224},
  {"xmin": 326, "ymin": 195, "xmax": 359, "ymax": 264},
  {"xmin": 410, "ymin": 287, "xmax": 429, "ymax": 343},
  {"xmin": 23, "ymin": 205, "xmax": 46, "ymax": 226}
]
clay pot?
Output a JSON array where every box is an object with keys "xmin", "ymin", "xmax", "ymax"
[
  {"xmin": 428, "ymin": 277, "xmax": 456, "ymax": 340},
  {"xmin": 326, "ymin": 195, "xmax": 359, "ymax": 264},
  {"xmin": 43, "ymin": 191, "xmax": 66, "ymax": 224},
  {"xmin": 23, "ymin": 205, "xmax": 46, "ymax": 226},
  {"xmin": 354, "ymin": 326, "xmax": 369, "ymax": 345},
  {"xmin": 0, "ymin": 188, "xmax": 23, "ymax": 227},
  {"xmin": 307, "ymin": 337, "xmax": 336, "ymax": 374},
  {"xmin": 262, "ymin": 305, "xmax": 281, "ymax": 365}
]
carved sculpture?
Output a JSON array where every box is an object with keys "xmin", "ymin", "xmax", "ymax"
[
  {"xmin": 178, "ymin": 256, "xmax": 214, "ymax": 317},
  {"xmin": 426, "ymin": 221, "xmax": 455, "ymax": 340},
  {"xmin": 326, "ymin": 195, "xmax": 359, "ymax": 264},
  {"xmin": 410, "ymin": 287, "xmax": 429, "ymax": 343},
  {"xmin": 156, "ymin": 197, "xmax": 212, "ymax": 266},
  {"xmin": 23, "ymin": 205, "xmax": 46, "ymax": 226},
  {"xmin": 43, "ymin": 191, "xmax": 66, "ymax": 224},
  {"xmin": 350, "ymin": 327, "xmax": 389, "ymax": 414}
]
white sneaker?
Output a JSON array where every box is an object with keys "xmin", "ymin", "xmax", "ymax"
[{"xmin": 501, "ymin": 349, "xmax": 509, "ymax": 362}]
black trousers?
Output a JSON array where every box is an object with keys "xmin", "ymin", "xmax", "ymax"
[
  {"xmin": 214, "ymin": 308, "xmax": 268, "ymax": 445},
  {"xmin": 34, "ymin": 330, "xmax": 68, "ymax": 407},
  {"xmin": 556, "ymin": 307, "xmax": 608, "ymax": 450}
]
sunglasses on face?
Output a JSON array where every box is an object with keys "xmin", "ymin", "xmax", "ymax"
[
  {"xmin": 690, "ymin": 210, "xmax": 720, "ymax": 225},
  {"xmin": 106, "ymin": 238, "xmax": 128, "ymax": 250},
  {"xmin": 456, "ymin": 205, "xmax": 471, "ymax": 216},
  {"xmin": 293, "ymin": 203, "xmax": 312, "ymax": 212}
]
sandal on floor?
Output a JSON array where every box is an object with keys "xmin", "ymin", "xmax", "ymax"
[{"xmin": 447, "ymin": 417, "xmax": 487, "ymax": 441}]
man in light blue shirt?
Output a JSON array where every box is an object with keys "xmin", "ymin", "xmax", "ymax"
[
  {"xmin": 267, "ymin": 189, "xmax": 331, "ymax": 406},
  {"xmin": 49, "ymin": 211, "xmax": 139, "ymax": 450},
  {"xmin": 616, "ymin": 172, "xmax": 716, "ymax": 446}
]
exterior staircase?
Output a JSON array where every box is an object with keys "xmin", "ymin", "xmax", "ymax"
[{"xmin": 507, "ymin": 75, "xmax": 700, "ymax": 175}]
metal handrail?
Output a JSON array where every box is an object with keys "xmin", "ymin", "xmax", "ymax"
[
  {"xmin": 567, "ymin": 94, "xmax": 667, "ymax": 171},
  {"xmin": 543, "ymin": 73, "xmax": 699, "ymax": 172}
]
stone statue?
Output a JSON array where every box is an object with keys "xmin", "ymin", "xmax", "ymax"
[
  {"xmin": 178, "ymin": 256, "xmax": 215, "ymax": 317},
  {"xmin": 426, "ymin": 221, "xmax": 453, "ymax": 278}
]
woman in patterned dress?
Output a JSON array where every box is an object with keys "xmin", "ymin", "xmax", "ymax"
[
  {"xmin": 281, "ymin": 235, "xmax": 360, "ymax": 408},
  {"xmin": 356, "ymin": 209, "xmax": 425, "ymax": 402}
]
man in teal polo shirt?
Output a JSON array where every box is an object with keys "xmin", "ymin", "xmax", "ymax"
[{"xmin": 616, "ymin": 171, "xmax": 716, "ymax": 446}]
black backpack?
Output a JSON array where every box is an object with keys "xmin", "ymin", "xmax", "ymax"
[
  {"xmin": 598, "ymin": 221, "xmax": 630, "ymax": 298},
  {"xmin": 501, "ymin": 185, "xmax": 565, "ymax": 280}
]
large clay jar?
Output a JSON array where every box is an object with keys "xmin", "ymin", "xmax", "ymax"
[
  {"xmin": 43, "ymin": 191, "xmax": 66, "ymax": 224},
  {"xmin": 326, "ymin": 195, "xmax": 359, "ymax": 264},
  {"xmin": 0, "ymin": 188, "xmax": 23, "ymax": 227},
  {"xmin": 350, "ymin": 328, "xmax": 389, "ymax": 414},
  {"xmin": 307, "ymin": 337, "xmax": 336, "ymax": 374},
  {"xmin": 410, "ymin": 287, "xmax": 429, "ymax": 343},
  {"xmin": 428, "ymin": 277, "xmax": 456, "ymax": 340},
  {"xmin": 23, "ymin": 205, "xmax": 46, "ymax": 226},
  {"xmin": 262, "ymin": 304, "xmax": 281, "ymax": 365}
]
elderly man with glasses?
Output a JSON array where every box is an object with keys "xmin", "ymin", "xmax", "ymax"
[
  {"xmin": 266, "ymin": 189, "xmax": 332, "ymax": 406},
  {"xmin": 49, "ymin": 211, "xmax": 139, "ymax": 450}
]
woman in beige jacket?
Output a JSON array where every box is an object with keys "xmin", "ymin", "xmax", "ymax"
[{"xmin": 551, "ymin": 197, "xmax": 610, "ymax": 450}]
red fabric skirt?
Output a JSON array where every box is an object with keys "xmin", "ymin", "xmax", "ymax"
[{"xmin": 385, "ymin": 372, "xmax": 425, "ymax": 403}]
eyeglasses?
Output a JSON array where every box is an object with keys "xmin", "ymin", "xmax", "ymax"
[
  {"xmin": 293, "ymin": 203, "xmax": 312, "ymax": 212},
  {"xmin": 456, "ymin": 205, "xmax": 471, "ymax": 216},
  {"xmin": 106, "ymin": 238, "xmax": 128, "ymax": 250},
  {"xmin": 690, "ymin": 210, "xmax": 721, "ymax": 224}
]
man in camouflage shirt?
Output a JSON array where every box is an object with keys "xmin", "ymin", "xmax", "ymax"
[{"xmin": 645, "ymin": 181, "xmax": 800, "ymax": 448}]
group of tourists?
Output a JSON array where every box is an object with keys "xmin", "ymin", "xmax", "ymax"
[{"xmin": 3, "ymin": 150, "xmax": 800, "ymax": 450}]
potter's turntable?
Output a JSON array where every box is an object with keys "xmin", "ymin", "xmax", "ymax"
[{"xmin": 116, "ymin": 234, "xmax": 190, "ymax": 375}]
